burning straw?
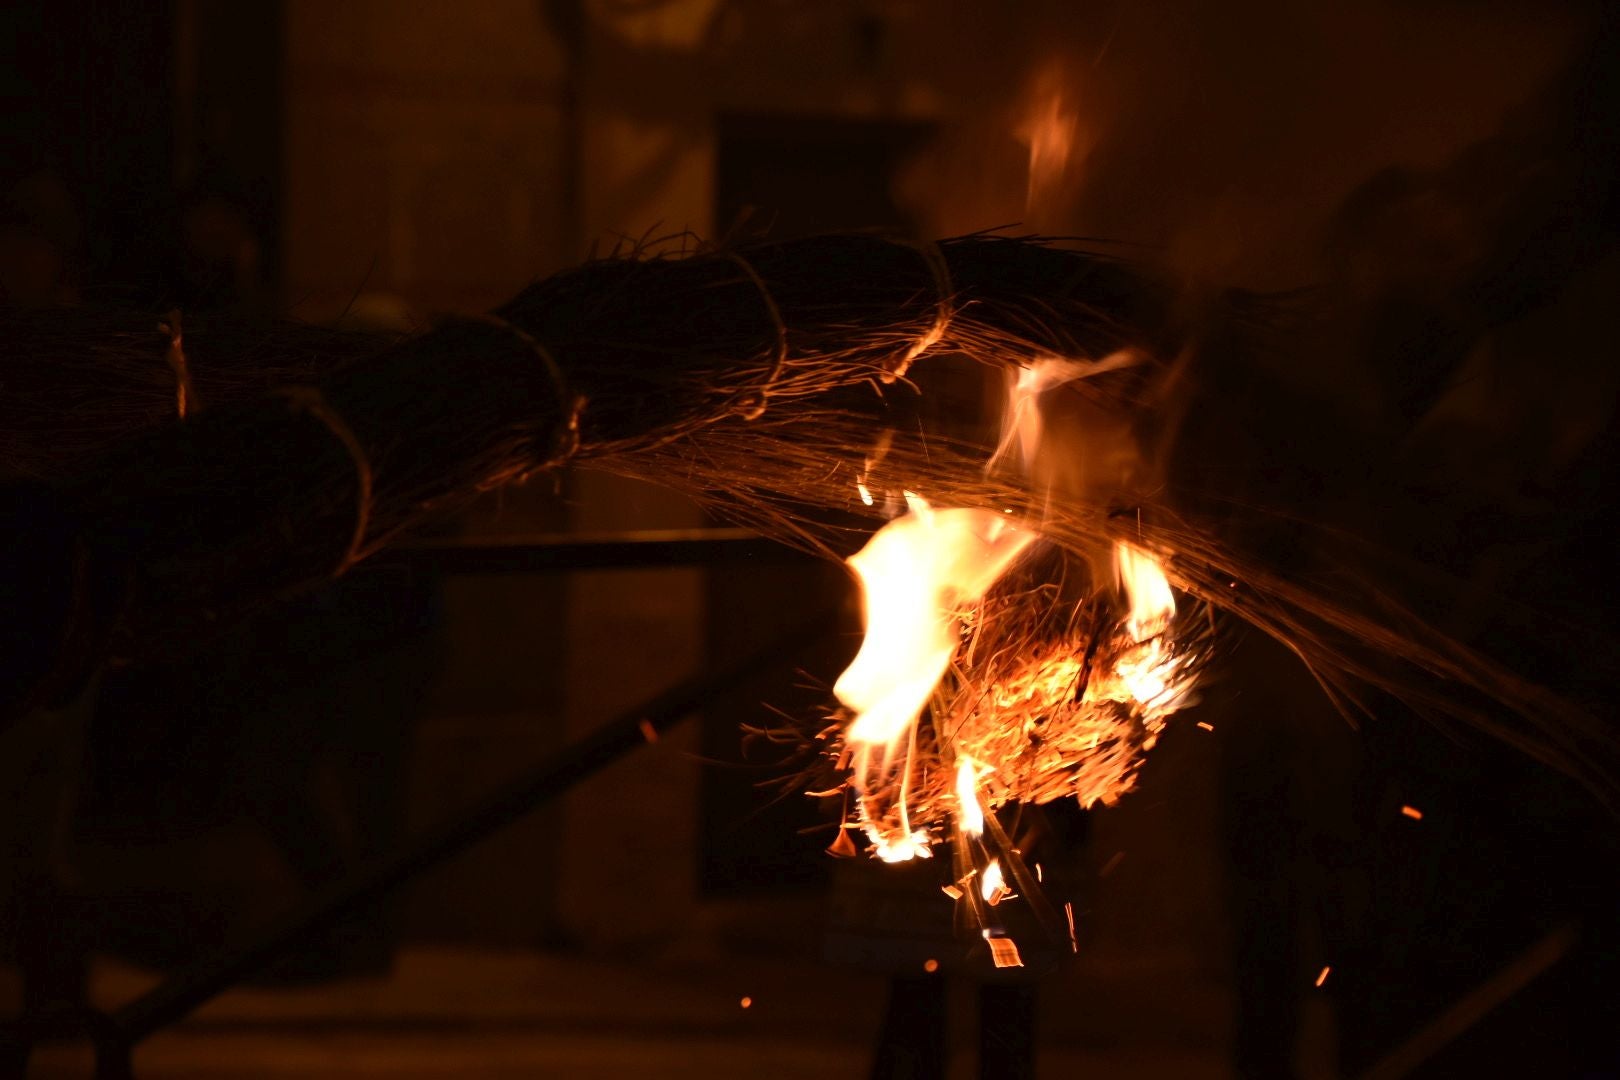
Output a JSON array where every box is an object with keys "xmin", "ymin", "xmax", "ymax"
[{"xmin": 1, "ymin": 232, "xmax": 1613, "ymax": 825}]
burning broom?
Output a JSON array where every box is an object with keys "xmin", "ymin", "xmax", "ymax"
[{"xmin": 1, "ymin": 231, "xmax": 1613, "ymax": 967}]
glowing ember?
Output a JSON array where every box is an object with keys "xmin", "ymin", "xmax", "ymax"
[{"xmin": 983, "ymin": 931, "xmax": 1025, "ymax": 969}]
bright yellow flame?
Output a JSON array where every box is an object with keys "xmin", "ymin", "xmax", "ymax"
[
  {"xmin": 1115, "ymin": 541, "xmax": 1176, "ymax": 642},
  {"xmin": 835, "ymin": 496, "xmax": 1035, "ymax": 861},
  {"xmin": 980, "ymin": 858, "xmax": 1007, "ymax": 904},
  {"xmin": 1116, "ymin": 640, "xmax": 1176, "ymax": 705},
  {"xmin": 865, "ymin": 820, "xmax": 933, "ymax": 864},
  {"xmin": 836, "ymin": 496, "xmax": 1035, "ymax": 748},
  {"xmin": 955, "ymin": 758, "xmax": 985, "ymax": 837}
]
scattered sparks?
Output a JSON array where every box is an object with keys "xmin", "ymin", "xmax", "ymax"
[
  {"xmin": 1100, "ymin": 851, "xmax": 1126, "ymax": 878},
  {"xmin": 638, "ymin": 719, "xmax": 659, "ymax": 743},
  {"xmin": 1315, "ymin": 966, "xmax": 1331, "ymax": 988},
  {"xmin": 1196, "ymin": 721, "xmax": 1214, "ymax": 732},
  {"xmin": 923, "ymin": 958, "xmax": 940, "ymax": 973},
  {"xmin": 1401, "ymin": 805, "xmax": 1424, "ymax": 821},
  {"xmin": 1065, "ymin": 902, "xmax": 1078, "ymax": 953},
  {"xmin": 941, "ymin": 883, "xmax": 964, "ymax": 900},
  {"xmin": 739, "ymin": 996, "xmax": 753, "ymax": 1009}
]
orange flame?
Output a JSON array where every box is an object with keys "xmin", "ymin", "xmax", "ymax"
[
  {"xmin": 956, "ymin": 757, "xmax": 985, "ymax": 837},
  {"xmin": 980, "ymin": 858, "xmax": 1010, "ymax": 905},
  {"xmin": 987, "ymin": 353, "xmax": 1140, "ymax": 477},
  {"xmin": 1015, "ymin": 61, "xmax": 1084, "ymax": 219},
  {"xmin": 1116, "ymin": 541, "xmax": 1176, "ymax": 642},
  {"xmin": 836, "ymin": 494, "xmax": 1035, "ymax": 750},
  {"xmin": 827, "ymin": 349, "xmax": 1202, "ymax": 968},
  {"xmin": 836, "ymin": 494, "xmax": 1035, "ymax": 859}
]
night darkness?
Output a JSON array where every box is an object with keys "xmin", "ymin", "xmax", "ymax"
[{"xmin": 1, "ymin": 2, "xmax": 1618, "ymax": 1078}]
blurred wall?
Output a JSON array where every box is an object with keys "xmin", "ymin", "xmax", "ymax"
[{"xmin": 275, "ymin": 0, "xmax": 1241, "ymax": 977}]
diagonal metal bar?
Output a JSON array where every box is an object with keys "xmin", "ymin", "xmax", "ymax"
[
  {"xmin": 108, "ymin": 613, "xmax": 834, "ymax": 1048},
  {"xmin": 1357, "ymin": 922, "xmax": 1579, "ymax": 1080}
]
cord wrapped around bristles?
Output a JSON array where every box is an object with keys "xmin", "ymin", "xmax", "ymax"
[
  {"xmin": 2, "ymin": 231, "xmax": 1614, "ymax": 810},
  {"xmin": 886, "ymin": 237, "xmax": 955, "ymax": 383},
  {"xmin": 719, "ymin": 251, "xmax": 788, "ymax": 420},
  {"xmin": 275, "ymin": 386, "xmax": 373, "ymax": 576},
  {"xmin": 450, "ymin": 313, "xmax": 584, "ymax": 469},
  {"xmin": 1, "ymin": 233, "xmax": 1178, "ymax": 715}
]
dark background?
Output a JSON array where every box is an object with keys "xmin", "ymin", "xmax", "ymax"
[{"xmin": 2, "ymin": 2, "xmax": 1617, "ymax": 1077}]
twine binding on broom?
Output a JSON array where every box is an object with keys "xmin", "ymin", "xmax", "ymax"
[
  {"xmin": 721, "ymin": 251, "xmax": 788, "ymax": 420},
  {"xmin": 888, "ymin": 238, "xmax": 954, "ymax": 383},
  {"xmin": 275, "ymin": 386, "xmax": 373, "ymax": 575},
  {"xmin": 454, "ymin": 313, "xmax": 584, "ymax": 468},
  {"xmin": 1, "ymin": 234, "xmax": 1608, "ymax": 807}
]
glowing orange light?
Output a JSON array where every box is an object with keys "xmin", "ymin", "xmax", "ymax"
[
  {"xmin": 1116, "ymin": 542, "xmax": 1176, "ymax": 642},
  {"xmin": 835, "ymin": 493, "xmax": 1035, "ymax": 859},
  {"xmin": 923, "ymin": 958, "xmax": 940, "ymax": 973},
  {"xmin": 1401, "ymin": 805, "xmax": 1424, "ymax": 821},
  {"xmin": 956, "ymin": 757, "xmax": 985, "ymax": 838},
  {"xmin": 981, "ymin": 858, "xmax": 1009, "ymax": 905},
  {"xmin": 739, "ymin": 996, "xmax": 753, "ymax": 1009},
  {"xmin": 1315, "ymin": 966, "xmax": 1331, "ymax": 988},
  {"xmin": 983, "ymin": 931, "xmax": 1024, "ymax": 969},
  {"xmin": 838, "ymin": 495, "xmax": 1035, "ymax": 747},
  {"xmin": 1015, "ymin": 62, "xmax": 1082, "ymax": 217},
  {"xmin": 822, "ymin": 339, "xmax": 1204, "ymax": 974}
]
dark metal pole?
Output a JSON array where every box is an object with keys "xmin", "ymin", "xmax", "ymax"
[{"xmin": 107, "ymin": 614, "xmax": 834, "ymax": 1048}]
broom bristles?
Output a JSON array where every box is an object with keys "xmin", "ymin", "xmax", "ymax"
[{"xmin": 0, "ymin": 232, "xmax": 1610, "ymax": 810}]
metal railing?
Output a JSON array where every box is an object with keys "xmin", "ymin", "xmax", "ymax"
[{"xmin": 0, "ymin": 531, "xmax": 825, "ymax": 1080}]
